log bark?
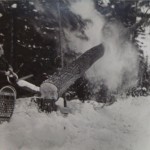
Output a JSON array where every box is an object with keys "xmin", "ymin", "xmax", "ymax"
[{"xmin": 42, "ymin": 43, "xmax": 105, "ymax": 97}]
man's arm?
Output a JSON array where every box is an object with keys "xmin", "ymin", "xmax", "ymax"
[
  {"xmin": 0, "ymin": 56, "xmax": 13, "ymax": 75},
  {"xmin": 0, "ymin": 70, "xmax": 10, "ymax": 76},
  {"xmin": 0, "ymin": 70, "xmax": 6, "ymax": 75},
  {"xmin": 1, "ymin": 56, "xmax": 13, "ymax": 71}
]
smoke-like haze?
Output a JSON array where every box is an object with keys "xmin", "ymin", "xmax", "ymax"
[
  {"xmin": 65, "ymin": 0, "xmax": 105, "ymax": 52},
  {"xmin": 67, "ymin": 0, "xmax": 138, "ymax": 91},
  {"xmin": 33, "ymin": 0, "xmax": 139, "ymax": 91},
  {"xmin": 91, "ymin": 22, "xmax": 138, "ymax": 90}
]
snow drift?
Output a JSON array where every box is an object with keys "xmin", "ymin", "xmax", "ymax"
[{"xmin": 0, "ymin": 97, "xmax": 150, "ymax": 150}]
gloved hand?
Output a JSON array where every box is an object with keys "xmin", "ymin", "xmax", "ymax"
[
  {"xmin": 8, "ymin": 67, "xmax": 13, "ymax": 73},
  {"xmin": 5, "ymin": 71, "xmax": 10, "ymax": 76}
]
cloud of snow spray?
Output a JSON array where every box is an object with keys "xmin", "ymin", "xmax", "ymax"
[
  {"xmin": 32, "ymin": 0, "xmax": 138, "ymax": 91},
  {"xmin": 66, "ymin": 0, "xmax": 138, "ymax": 91}
]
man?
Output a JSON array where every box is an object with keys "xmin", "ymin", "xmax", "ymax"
[{"xmin": 0, "ymin": 44, "xmax": 14, "ymax": 86}]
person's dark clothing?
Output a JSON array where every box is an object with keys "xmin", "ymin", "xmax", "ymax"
[
  {"xmin": 0, "ymin": 55, "xmax": 10, "ymax": 73},
  {"xmin": 0, "ymin": 55, "xmax": 10, "ymax": 87}
]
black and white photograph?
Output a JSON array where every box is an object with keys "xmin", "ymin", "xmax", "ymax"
[{"xmin": 0, "ymin": 0, "xmax": 150, "ymax": 149}]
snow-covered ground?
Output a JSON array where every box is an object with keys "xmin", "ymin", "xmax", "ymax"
[{"xmin": 0, "ymin": 96, "xmax": 150, "ymax": 150}]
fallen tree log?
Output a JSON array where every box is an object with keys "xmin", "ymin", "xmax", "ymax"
[
  {"xmin": 41, "ymin": 43, "xmax": 105, "ymax": 98},
  {"xmin": 15, "ymin": 43, "xmax": 105, "ymax": 98}
]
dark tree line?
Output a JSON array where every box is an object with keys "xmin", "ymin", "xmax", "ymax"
[
  {"xmin": 0, "ymin": 0, "xmax": 87, "ymax": 85},
  {"xmin": 0, "ymin": 0, "xmax": 150, "ymax": 100}
]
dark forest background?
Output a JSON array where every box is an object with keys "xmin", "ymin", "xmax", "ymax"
[{"xmin": 0, "ymin": 0, "xmax": 150, "ymax": 100}]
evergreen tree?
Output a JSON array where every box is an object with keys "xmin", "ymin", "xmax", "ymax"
[{"xmin": 0, "ymin": 0, "xmax": 86, "ymax": 84}]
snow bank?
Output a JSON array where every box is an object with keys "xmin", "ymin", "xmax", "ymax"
[{"xmin": 0, "ymin": 97, "xmax": 150, "ymax": 150}]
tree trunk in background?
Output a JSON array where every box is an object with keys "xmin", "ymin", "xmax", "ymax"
[{"xmin": 10, "ymin": 13, "xmax": 14, "ymax": 66}]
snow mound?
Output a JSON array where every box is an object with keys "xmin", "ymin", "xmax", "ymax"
[{"xmin": 0, "ymin": 97, "xmax": 150, "ymax": 150}]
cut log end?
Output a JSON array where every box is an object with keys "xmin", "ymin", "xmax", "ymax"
[{"xmin": 40, "ymin": 82, "xmax": 58, "ymax": 100}]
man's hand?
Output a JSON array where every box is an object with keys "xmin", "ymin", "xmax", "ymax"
[
  {"xmin": 8, "ymin": 67, "xmax": 13, "ymax": 73},
  {"xmin": 5, "ymin": 71, "xmax": 10, "ymax": 76}
]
